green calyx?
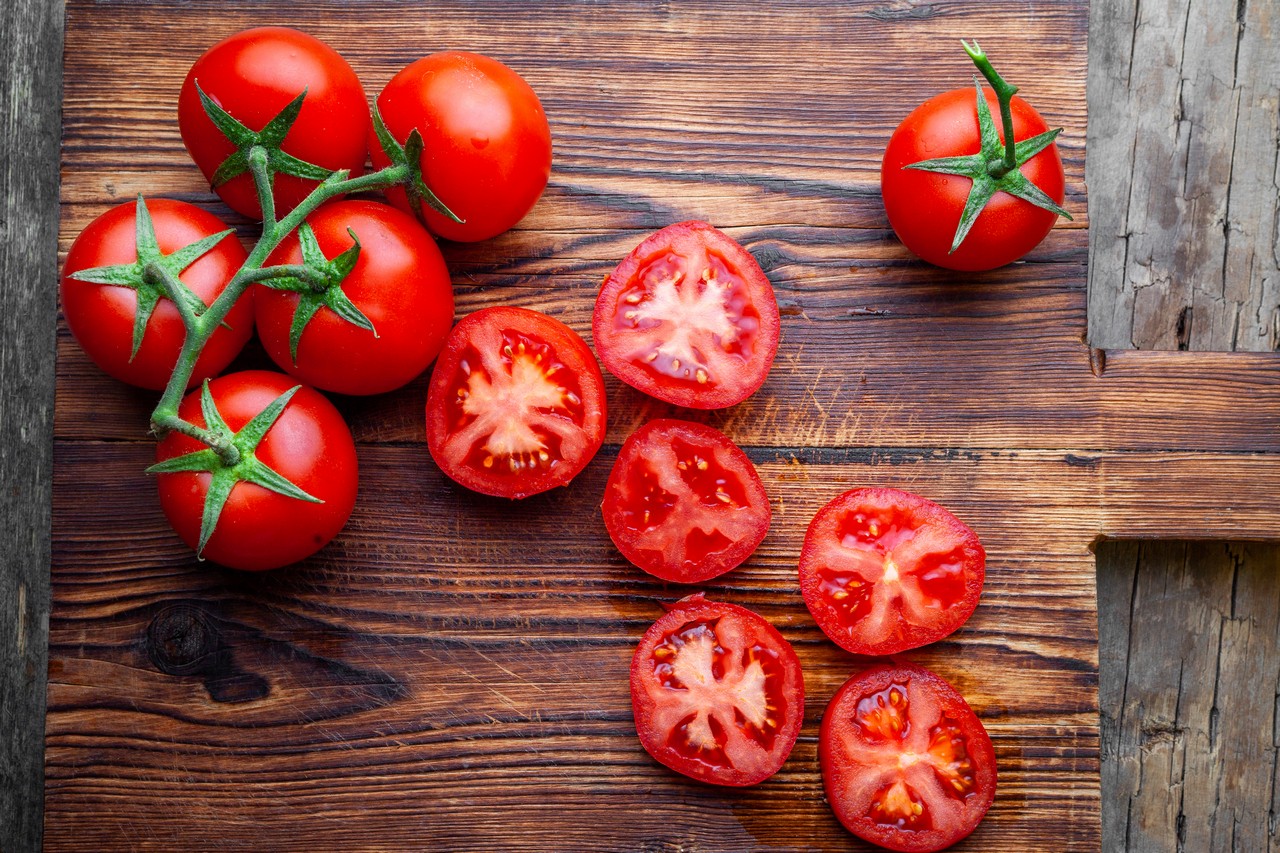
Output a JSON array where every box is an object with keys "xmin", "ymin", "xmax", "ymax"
[
  {"xmin": 196, "ymin": 82, "xmax": 335, "ymax": 207},
  {"xmin": 371, "ymin": 105, "xmax": 464, "ymax": 226},
  {"xmin": 905, "ymin": 39, "xmax": 1072, "ymax": 254},
  {"xmin": 258, "ymin": 222, "xmax": 375, "ymax": 364},
  {"xmin": 146, "ymin": 382, "xmax": 322, "ymax": 558},
  {"xmin": 69, "ymin": 195, "xmax": 230, "ymax": 358}
]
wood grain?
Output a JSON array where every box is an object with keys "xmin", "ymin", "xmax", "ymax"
[
  {"xmin": 0, "ymin": 1, "xmax": 62, "ymax": 852},
  {"xmin": 42, "ymin": 1, "xmax": 1280, "ymax": 852}
]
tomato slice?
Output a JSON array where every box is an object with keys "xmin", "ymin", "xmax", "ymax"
[
  {"xmin": 593, "ymin": 221, "xmax": 780, "ymax": 410},
  {"xmin": 820, "ymin": 664, "xmax": 997, "ymax": 852},
  {"xmin": 630, "ymin": 593, "xmax": 804, "ymax": 787},
  {"xmin": 798, "ymin": 488, "xmax": 985, "ymax": 656},
  {"xmin": 425, "ymin": 306, "xmax": 607, "ymax": 499},
  {"xmin": 602, "ymin": 419, "xmax": 770, "ymax": 583}
]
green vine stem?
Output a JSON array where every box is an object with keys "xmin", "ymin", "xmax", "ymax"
[
  {"xmin": 148, "ymin": 153, "xmax": 410, "ymax": 436},
  {"xmin": 960, "ymin": 40, "xmax": 1019, "ymax": 178}
]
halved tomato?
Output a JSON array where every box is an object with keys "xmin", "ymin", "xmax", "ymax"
[
  {"xmin": 602, "ymin": 419, "xmax": 770, "ymax": 583},
  {"xmin": 798, "ymin": 488, "xmax": 985, "ymax": 656},
  {"xmin": 820, "ymin": 663, "xmax": 997, "ymax": 852},
  {"xmin": 592, "ymin": 221, "xmax": 780, "ymax": 410},
  {"xmin": 630, "ymin": 593, "xmax": 804, "ymax": 787},
  {"xmin": 425, "ymin": 306, "xmax": 606, "ymax": 499}
]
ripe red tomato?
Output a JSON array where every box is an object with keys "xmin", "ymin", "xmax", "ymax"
[
  {"xmin": 820, "ymin": 663, "xmax": 997, "ymax": 852},
  {"xmin": 881, "ymin": 87, "xmax": 1065, "ymax": 271},
  {"xmin": 60, "ymin": 198, "xmax": 252, "ymax": 391},
  {"xmin": 154, "ymin": 370, "xmax": 358, "ymax": 571},
  {"xmin": 630, "ymin": 593, "xmax": 804, "ymax": 787},
  {"xmin": 593, "ymin": 221, "xmax": 780, "ymax": 410},
  {"xmin": 178, "ymin": 27, "xmax": 369, "ymax": 220},
  {"xmin": 425, "ymin": 306, "xmax": 606, "ymax": 499},
  {"xmin": 798, "ymin": 488, "xmax": 985, "ymax": 656},
  {"xmin": 602, "ymin": 419, "xmax": 770, "ymax": 583},
  {"xmin": 371, "ymin": 51, "xmax": 552, "ymax": 242},
  {"xmin": 255, "ymin": 200, "xmax": 454, "ymax": 396}
]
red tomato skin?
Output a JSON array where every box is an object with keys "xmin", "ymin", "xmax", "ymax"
[
  {"xmin": 630, "ymin": 594, "xmax": 805, "ymax": 787},
  {"xmin": 255, "ymin": 200, "xmax": 454, "ymax": 396},
  {"xmin": 60, "ymin": 199, "xmax": 252, "ymax": 391},
  {"xmin": 154, "ymin": 370, "xmax": 358, "ymax": 571},
  {"xmin": 820, "ymin": 663, "xmax": 997, "ymax": 852},
  {"xmin": 425, "ymin": 306, "xmax": 606, "ymax": 499},
  {"xmin": 602, "ymin": 419, "xmax": 771, "ymax": 583},
  {"xmin": 178, "ymin": 27, "xmax": 369, "ymax": 220},
  {"xmin": 371, "ymin": 51, "xmax": 552, "ymax": 242},
  {"xmin": 593, "ymin": 221, "xmax": 781, "ymax": 410},
  {"xmin": 881, "ymin": 87, "xmax": 1065, "ymax": 271},
  {"xmin": 798, "ymin": 488, "xmax": 985, "ymax": 657}
]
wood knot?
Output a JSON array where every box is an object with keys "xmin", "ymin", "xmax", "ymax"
[{"xmin": 147, "ymin": 604, "xmax": 220, "ymax": 676}]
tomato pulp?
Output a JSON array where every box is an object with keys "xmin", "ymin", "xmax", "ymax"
[
  {"xmin": 593, "ymin": 221, "xmax": 780, "ymax": 410},
  {"xmin": 820, "ymin": 663, "xmax": 997, "ymax": 852},
  {"xmin": 798, "ymin": 488, "xmax": 985, "ymax": 656},
  {"xmin": 425, "ymin": 306, "xmax": 606, "ymax": 499},
  {"xmin": 603, "ymin": 419, "xmax": 770, "ymax": 583},
  {"xmin": 631, "ymin": 594, "xmax": 804, "ymax": 787}
]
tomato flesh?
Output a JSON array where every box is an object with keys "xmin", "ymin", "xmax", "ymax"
[
  {"xmin": 631, "ymin": 594, "xmax": 804, "ymax": 787},
  {"xmin": 821, "ymin": 664, "xmax": 996, "ymax": 852},
  {"xmin": 593, "ymin": 221, "xmax": 780, "ymax": 410},
  {"xmin": 603, "ymin": 419, "xmax": 770, "ymax": 583},
  {"xmin": 799, "ymin": 488, "xmax": 985, "ymax": 656},
  {"xmin": 426, "ymin": 306, "xmax": 606, "ymax": 498}
]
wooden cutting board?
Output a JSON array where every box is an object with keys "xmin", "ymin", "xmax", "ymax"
[{"xmin": 47, "ymin": 1, "xmax": 1280, "ymax": 850}]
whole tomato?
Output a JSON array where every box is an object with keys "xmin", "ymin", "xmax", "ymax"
[
  {"xmin": 255, "ymin": 200, "xmax": 454, "ymax": 396},
  {"xmin": 881, "ymin": 88, "xmax": 1064, "ymax": 271},
  {"xmin": 153, "ymin": 370, "xmax": 358, "ymax": 571},
  {"xmin": 178, "ymin": 27, "xmax": 370, "ymax": 220},
  {"xmin": 371, "ymin": 51, "xmax": 552, "ymax": 242},
  {"xmin": 881, "ymin": 43, "xmax": 1069, "ymax": 272},
  {"xmin": 60, "ymin": 198, "xmax": 252, "ymax": 391}
]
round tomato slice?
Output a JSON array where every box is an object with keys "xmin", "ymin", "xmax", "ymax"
[
  {"xmin": 820, "ymin": 663, "xmax": 997, "ymax": 852},
  {"xmin": 631, "ymin": 593, "xmax": 804, "ymax": 787},
  {"xmin": 425, "ymin": 306, "xmax": 606, "ymax": 499},
  {"xmin": 799, "ymin": 488, "xmax": 985, "ymax": 656},
  {"xmin": 593, "ymin": 221, "xmax": 780, "ymax": 410},
  {"xmin": 602, "ymin": 419, "xmax": 770, "ymax": 583}
]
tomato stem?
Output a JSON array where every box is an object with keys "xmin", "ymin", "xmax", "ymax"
[
  {"xmin": 248, "ymin": 145, "xmax": 277, "ymax": 232},
  {"xmin": 961, "ymin": 40, "xmax": 1019, "ymax": 178},
  {"xmin": 148, "ymin": 160, "xmax": 411, "ymax": 437}
]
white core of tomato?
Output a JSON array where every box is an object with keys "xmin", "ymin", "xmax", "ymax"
[
  {"xmin": 670, "ymin": 631, "xmax": 769, "ymax": 750},
  {"xmin": 625, "ymin": 268, "xmax": 738, "ymax": 378},
  {"xmin": 463, "ymin": 352, "xmax": 566, "ymax": 457}
]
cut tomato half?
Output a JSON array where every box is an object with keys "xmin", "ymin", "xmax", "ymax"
[
  {"xmin": 799, "ymin": 488, "xmax": 985, "ymax": 656},
  {"xmin": 425, "ymin": 306, "xmax": 607, "ymax": 498},
  {"xmin": 820, "ymin": 663, "xmax": 997, "ymax": 852},
  {"xmin": 603, "ymin": 419, "xmax": 770, "ymax": 583},
  {"xmin": 630, "ymin": 593, "xmax": 804, "ymax": 787},
  {"xmin": 593, "ymin": 221, "xmax": 780, "ymax": 410}
]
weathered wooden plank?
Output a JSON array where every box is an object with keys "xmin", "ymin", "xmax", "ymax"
[
  {"xmin": 0, "ymin": 0, "xmax": 62, "ymax": 852},
  {"xmin": 1086, "ymin": 0, "xmax": 1280, "ymax": 351},
  {"xmin": 1098, "ymin": 542, "xmax": 1280, "ymax": 852}
]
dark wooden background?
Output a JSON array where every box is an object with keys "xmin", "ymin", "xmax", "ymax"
[{"xmin": 3, "ymin": 0, "xmax": 1279, "ymax": 851}]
